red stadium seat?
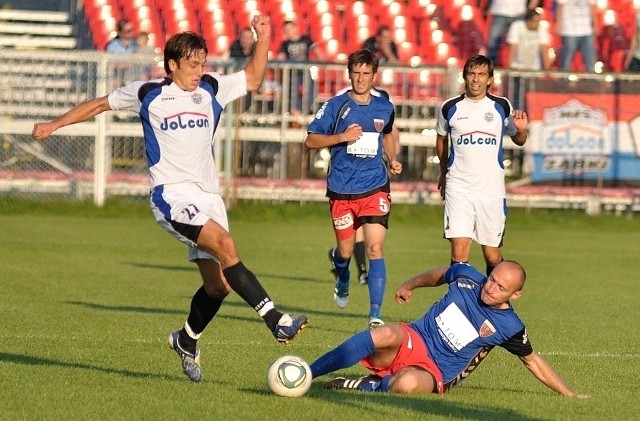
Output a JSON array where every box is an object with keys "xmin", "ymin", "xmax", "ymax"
[{"xmin": 83, "ymin": 0, "xmax": 121, "ymax": 50}]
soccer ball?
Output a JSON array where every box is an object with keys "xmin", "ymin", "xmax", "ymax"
[{"xmin": 266, "ymin": 355, "xmax": 312, "ymax": 398}]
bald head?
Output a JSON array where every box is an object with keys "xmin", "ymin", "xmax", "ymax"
[
  {"xmin": 481, "ymin": 260, "xmax": 527, "ymax": 308},
  {"xmin": 495, "ymin": 260, "xmax": 527, "ymax": 291}
]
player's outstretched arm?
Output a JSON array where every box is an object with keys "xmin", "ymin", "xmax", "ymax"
[
  {"xmin": 395, "ymin": 267, "xmax": 447, "ymax": 304},
  {"xmin": 519, "ymin": 352, "xmax": 590, "ymax": 398},
  {"xmin": 244, "ymin": 15, "xmax": 270, "ymax": 92},
  {"xmin": 32, "ymin": 96, "xmax": 111, "ymax": 141}
]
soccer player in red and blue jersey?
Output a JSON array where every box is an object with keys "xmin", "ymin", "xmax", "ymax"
[
  {"xmin": 304, "ymin": 49, "xmax": 402, "ymax": 328},
  {"xmin": 310, "ymin": 260, "xmax": 589, "ymax": 398}
]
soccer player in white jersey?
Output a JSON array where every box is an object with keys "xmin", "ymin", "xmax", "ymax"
[
  {"xmin": 435, "ymin": 55, "xmax": 528, "ymax": 276},
  {"xmin": 309, "ymin": 260, "xmax": 589, "ymax": 398},
  {"xmin": 32, "ymin": 15, "xmax": 308, "ymax": 383}
]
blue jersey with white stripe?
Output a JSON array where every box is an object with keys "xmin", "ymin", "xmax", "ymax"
[
  {"xmin": 409, "ymin": 263, "xmax": 531, "ymax": 384},
  {"xmin": 308, "ymin": 92, "xmax": 394, "ymax": 197}
]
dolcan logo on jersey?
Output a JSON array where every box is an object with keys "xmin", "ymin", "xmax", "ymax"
[
  {"xmin": 484, "ymin": 112, "xmax": 494, "ymax": 123},
  {"xmin": 455, "ymin": 131, "xmax": 497, "ymax": 145},
  {"xmin": 374, "ymin": 118, "xmax": 384, "ymax": 132},
  {"xmin": 191, "ymin": 92, "xmax": 202, "ymax": 104},
  {"xmin": 160, "ymin": 112, "xmax": 210, "ymax": 131}
]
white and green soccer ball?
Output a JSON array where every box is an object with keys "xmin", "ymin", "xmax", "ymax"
[{"xmin": 266, "ymin": 355, "xmax": 312, "ymax": 397}]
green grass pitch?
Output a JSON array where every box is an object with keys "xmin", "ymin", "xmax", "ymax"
[{"xmin": 0, "ymin": 199, "xmax": 638, "ymax": 420}]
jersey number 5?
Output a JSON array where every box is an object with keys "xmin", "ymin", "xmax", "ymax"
[{"xmin": 378, "ymin": 197, "xmax": 389, "ymax": 213}]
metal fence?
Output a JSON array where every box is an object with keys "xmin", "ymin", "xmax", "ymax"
[{"xmin": 1, "ymin": 49, "xmax": 638, "ymax": 212}]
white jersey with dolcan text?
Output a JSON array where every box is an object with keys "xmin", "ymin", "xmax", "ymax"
[{"xmin": 108, "ymin": 71, "xmax": 247, "ymax": 193}]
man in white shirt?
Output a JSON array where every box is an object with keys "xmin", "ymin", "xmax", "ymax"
[
  {"xmin": 486, "ymin": 0, "xmax": 539, "ymax": 66},
  {"xmin": 506, "ymin": 9, "xmax": 552, "ymax": 108},
  {"xmin": 32, "ymin": 15, "xmax": 308, "ymax": 384},
  {"xmin": 506, "ymin": 9, "xmax": 551, "ymax": 70},
  {"xmin": 435, "ymin": 55, "xmax": 528, "ymax": 276},
  {"xmin": 556, "ymin": 0, "xmax": 598, "ymax": 71}
]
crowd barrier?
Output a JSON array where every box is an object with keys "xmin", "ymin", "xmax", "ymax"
[{"xmin": 0, "ymin": 49, "xmax": 638, "ymax": 213}]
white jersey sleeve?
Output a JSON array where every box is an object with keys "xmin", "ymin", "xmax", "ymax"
[
  {"xmin": 210, "ymin": 70, "xmax": 247, "ymax": 107},
  {"xmin": 108, "ymin": 80, "xmax": 149, "ymax": 112}
]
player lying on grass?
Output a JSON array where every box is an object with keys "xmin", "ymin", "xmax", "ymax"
[{"xmin": 310, "ymin": 260, "xmax": 589, "ymax": 397}]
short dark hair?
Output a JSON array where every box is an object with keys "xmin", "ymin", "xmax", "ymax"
[
  {"xmin": 117, "ymin": 19, "xmax": 131, "ymax": 32},
  {"xmin": 463, "ymin": 54, "xmax": 494, "ymax": 79},
  {"xmin": 524, "ymin": 9, "xmax": 540, "ymax": 21},
  {"xmin": 376, "ymin": 25, "xmax": 391, "ymax": 36},
  {"xmin": 163, "ymin": 32, "xmax": 208, "ymax": 75},
  {"xmin": 347, "ymin": 49, "xmax": 379, "ymax": 75}
]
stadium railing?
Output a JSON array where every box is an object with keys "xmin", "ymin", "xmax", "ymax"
[{"xmin": 0, "ymin": 49, "xmax": 638, "ymax": 214}]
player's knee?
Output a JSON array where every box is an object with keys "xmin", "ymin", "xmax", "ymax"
[
  {"xmin": 388, "ymin": 372, "xmax": 422, "ymax": 394},
  {"xmin": 370, "ymin": 325, "xmax": 403, "ymax": 347},
  {"xmin": 389, "ymin": 369, "xmax": 435, "ymax": 395},
  {"xmin": 204, "ymin": 280, "xmax": 231, "ymax": 298},
  {"xmin": 366, "ymin": 242, "xmax": 383, "ymax": 258},
  {"xmin": 336, "ymin": 246, "xmax": 353, "ymax": 260}
]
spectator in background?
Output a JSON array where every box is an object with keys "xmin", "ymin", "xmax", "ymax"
[
  {"xmin": 277, "ymin": 20, "xmax": 323, "ymax": 117},
  {"xmin": 506, "ymin": 9, "xmax": 551, "ymax": 108},
  {"xmin": 624, "ymin": 8, "xmax": 640, "ymax": 71},
  {"xmin": 136, "ymin": 32, "xmax": 155, "ymax": 54},
  {"xmin": 556, "ymin": 0, "xmax": 598, "ymax": 71},
  {"xmin": 362, "ymin": 26, "xmax": 400, "ymax": 64},
  {"xmin": 486, "ymin": 0, "xmax": 539, "ymax": 66},
  {"xmin": 506, "ymin": 9, "xmax": 551, "ymax": 71},
  {"xmin": 229, "ymin": 26, "xmax": 255, "ymax": 62},
  {"xmin": 106, "ymin": 19, "xmax": 137, "ymax": 53},
  {"xmin": 106, "ymin": 20, "xmax": 138, "ymax": 87},
  {"xmin": 133, "ymin": 31, "xmax": 156, "ymax": 81}
]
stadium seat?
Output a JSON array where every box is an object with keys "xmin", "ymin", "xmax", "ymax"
[
  {"xmin": 83, "ymin": 0, "xmax": 121, "ymax": 49},
  {"xmin": 114, "ymin": 0, "xmax": 163, "ymax": 48},
  {"xmin": 453, "ymin": 27, "xmax": 483, "ymax": 60}
]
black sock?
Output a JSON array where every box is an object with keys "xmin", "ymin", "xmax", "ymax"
[
  {"xmin": 450, "ymin": 260, "xmax": 467, "ymax": 267},
  {"xmin": 188, "ymin": 286, "xmax": 224, "ymax": 335},
  {"xmin": 179, "ymin": 286, "xmax": 225, "ymax": 354},
  {"xmin": 178, "ymin": 329, "xmax": 197, "ymax": 354},
  {"xmin": 222, "ymin": 261, "xmax": 283, "ymax": 331},
  {"xmin": 354, "ymin": 241, "xmax": 367, "ymax": 274}
]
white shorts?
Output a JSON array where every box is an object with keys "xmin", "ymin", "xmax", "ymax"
[
  {"xmin": 443, "ymin": 190, "xmax": 506, "ymax": 247},
  {"xmin": 150, "ymin": 183, "xmax": 229, "ymax": 262}
]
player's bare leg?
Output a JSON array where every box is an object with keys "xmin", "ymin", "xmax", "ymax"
[
  {"xmin": 449, "ymin": 237, "xmax": 472, "ymax": 265},
  {"xmin": 482, "ymin": 244, "xmax": 503, "ymax": 276}
]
